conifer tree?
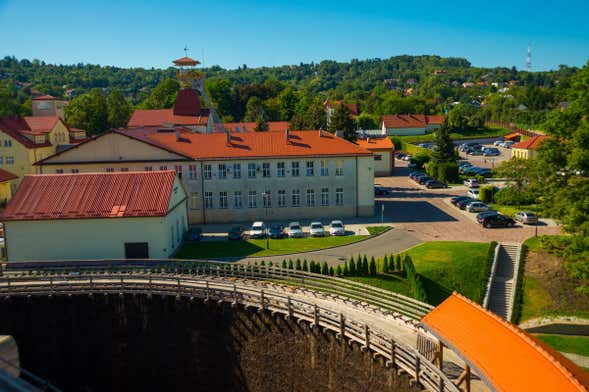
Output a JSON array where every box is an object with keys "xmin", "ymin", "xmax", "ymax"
[
  {"xmin": 321, "ymin": 262, "xmax": 329, "ymax": 275},
  {"xmin": 288, "ymin": 259, "xmax": 294, "ymax": 269},
  {"xmin": 369, "ymin": 256, "xmax": 377, "ymax": 276},
  {"xmin": 362, "ymin": 255, "xmax": 369, "ymax": 275},
  {"xmin": 329, "ymin": 266, "xmax": 334, "ymax": 276},
  {"xmin": 282, "ymin": 259, "xmax": 287, "ymax": 269},
  {"xmin": 383, "ymin": 255, "xmax": 389, "ymax": 273},
  {"xmin": 303, "ymin": 259, "xmax": 308, "ymax": 272},
  {"xmin": 349, "ymin": 258, "xmax": 356, "ymax": 275},
  {"xmin": 295, "ymin": 259, "xmax": 301, "ymax": 270},
  {"xmin": 335, "ymin": 265, "xmax": 342, "ymax": 276}
]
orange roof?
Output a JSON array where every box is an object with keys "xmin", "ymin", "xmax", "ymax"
[
  {"xmin": 1, "ymin": 171, "xmax": 178, "ymax": 221},
  {"xmin": 512, "ymin": 135, "xmax": 550, "ymax": 150},
  {"xmin": 503, "ymin": 132, "xmax": 521, "ymax": 141},
  {"xmin": 223, "ymin": 121, "xmax": 290, "ymax": 132},
  {"xmin": 23, "ymin": 116, "xmax": 59, "ymax": 134},
  {"xmin": 119, "ymin": 128, "xmax": 371, "ymax": 160},
  {"xmin": 32, "ymin": 95, "xmax": 60, "ymax": 100},
  {"xmin": 0, "ymin": 168, "xmax": 17, "ymax": 183},
  {"xmin": 355, "ymin": 137, "xmax": 394, "ymax": 150},
  {"xmin": 128, "ymin": 108, "xmax": 209, "ymax": 127},
  {"xmin": 173, "ymin": 56, "xmax": 200, "ymax": 66},
  {"xmin": 422, "ymin": 293, "xmax": 589, "ymax": 392},
  {"xmin": 382, "ymin": 114, "xmax": 445, "ymax": 129},
  {"xmin": 0, "ymin": 116, "xmax": 52, "ymax": 148}
]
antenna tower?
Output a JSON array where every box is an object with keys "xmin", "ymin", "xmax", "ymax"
[{"xmin": 526, "ymin": 43, "xmax": 531, "ymax": 71}]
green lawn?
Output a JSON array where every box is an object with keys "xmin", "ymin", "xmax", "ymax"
[
  {"xmin": 345, "ymin": 274, "xmax": 411, "ymax": 297},
  {"xmin": 489, "ymin": 203, "xmax": 541, "ymax": 218},
  {"xmin": 403, "ymin": 241, "xmax": 494, "ymax": 305},
  {"xmin": 392, "ymin": 127, "xmax": 506, "ymax": 145},
  {"xmin": 176, "ymin": 235, "xmax": 367, "ymax": 259},
  {"xmin": 366, "ymin": 226, "xmax": 391, "ymax": 236},
  {"xmin": 534, "ymin": 334, "xmax": 589, "ymax": 357},
  {"xmin": 520, "ymin": 275, "xmax": 554, "ymax": 321}
]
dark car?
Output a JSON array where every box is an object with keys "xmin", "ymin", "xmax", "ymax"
[
  {"xmin": 476, "ymin": 210, "xmax": 499, "ymax": 224},
  {"xmin": 451, "ymin": 196, "xmax": 472, "ymax": 206},
  {"xmin": 473, "ymin": 168, "xmax": 493, "ymax": 177},
  {"xmin": 409, "ymin": 171, "xmax": 425, "ymax": 180},
  {"xmin": 456, "ymin": 198, "xmax": 475, "ymax": 210},
  {"xmin": 425, "ymin": 180, "xmax": 448, "ymax": 189},
  {"xmin": 227, "ymin": 226, "xmax": 245, "ymax": 240},
  {"xmin": 417, "ymin": 176, "xmax": 433, "ymax": 185},
  {"xmin": 185, "ymin": 227, "xmax": 202, "ymax": 241},
  {"xmin": 268, "ymin": 224, "xmax": 284, "ymax": 238},
  {"xmin": 374, "ymin": 186, "xmax": 390, "ymax": 196},
  {"xmin": 481, "ymin": 214, "xmax": 516, "ymax": 228}
]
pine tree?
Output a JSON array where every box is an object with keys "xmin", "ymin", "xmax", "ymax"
[
  {"xmin": 396, "ymin": 254, "xmax": 402, "ymax": 271},
  {"xmin": 321, "ymin": 262, "xmax": 329, "ymax": 275},
  {"xmin": 369, "ymin": 257, "xmax": 377, "ymax": 276},
  {"xmin": 335, "ymin": 265, "xmax": 342, "ymax": 276},
  {"xmin": 295, "ymin": 259, "xmax": 302, "ymax": 270},
  {"xmin": 269, "ymin": 261, "xmax": 273, "ymax": 267},
  {"xmin": 288, "ymin": 259, "xmax": 294, "ymax": 269},
  {"xmin": 343, "ymin": 264, "xmax": 349, "ymax": 276},
  {"xmin": 383, "ymin": 255, "xmax": 389, "ymax": 273},
  {"xmin": 310, "ymin": 260, "xmax": 316, "ymax": 273},
  {"xmin": 329, "ymin": 266, "xmax": 334, "ymax": 276},
  {"xmin": 349, "ymin": 258, "xmax": 356, "ymax": 275},
  {"xmin": 260, "ymin": 260, "xmax": 265, "ymax": 266},
  {"xmin": 282, "ymin": 259, "xmax": 287, "ymax": 268},
  {"xmin": 303, "ymin": 259, "xmax": 308, "ymax": 272},
  {"xmin": 362, "ymin": 255, "xmax": 369, "ymax": 276}
]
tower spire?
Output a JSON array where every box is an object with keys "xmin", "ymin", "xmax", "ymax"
[{"xmin": 526, "ymin": 43, "xmax": 531, "ymax": 71}]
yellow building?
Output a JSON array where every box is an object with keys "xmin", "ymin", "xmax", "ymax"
[
  {"xmin": 511, "ymin": 136, "xmax": 550, "ymax": 160},
  {"xmin": 0, "ymin": 168, "xmax": 17, "ymax": 206},
  {"xmin": 355, "ymin": 137, "xmax": 394, "ymax": 176}
]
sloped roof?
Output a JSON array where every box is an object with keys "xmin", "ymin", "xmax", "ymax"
[
  {"xmin": 0, "ymin": 168, "xmax": 18, "ymax": 183},
  {"xmin": 32, "ymin": 95, "xmax": 61, "ymax": 101},
  {"xmin": 355, "ymin": 137, "xmax": 394, "ymax": 150},
  {"xmin": 128, "ymin": 108, "xmax": 209, "ymax": 127},
  {"xmin": 512, "ymin": 135, "xmax": 551, "ymax": 150},
  {"xmin": 223, "ymin": 121, "xmax": 290, "ymax": 132},
  {"xmin": 1, "ymin": 171, "xmax": 178, "ymax": 221},
  {"xmin": 0, "ymin": 116, "xmax": 52, "ymax": 148},
  {"xmin": 23, "ymin": 116, "xmax": 59, "ymax": 134},
  {"xmin": 173, "ymin": 89, "xmax": 202, "ymax": 116},
  {"xmin": 382, "ymin": 114, "xmax": 445, "ymax": 129},
  {"xmin": 422, "ymin": 293, "xmax": 589, "ymax": 392},
  {"xmin": 173, "ymin": 56, "xmax": 200, "ymax": 66}
]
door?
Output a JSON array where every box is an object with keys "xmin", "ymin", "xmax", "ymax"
[{"xmin": 124, "ymin": 242, "xmax": 149, "ymax": 259}]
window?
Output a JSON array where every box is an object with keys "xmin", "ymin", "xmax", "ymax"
[
  {"xmin": 234, "ymin": 191, "xmax": 242, "ymax": 208},
  {"xmin": 278, "ymin": 190, "xmax": 286, "ymax": 207},
  {"xmin": 174, "ymin": 165, "xmax": 183, "ymax": 178},
  {"xmin": 190, "ymin": 192, "xmax": 199, "ymax": 209},
  {"xmin": 233, "ymin": 163, "xmax": 241, "ymax": 178},
  {"xmin": 6, "ymin": 157, "xmax": 13, "ymax": 165},
  {"xmin": 71, "ymin": 169, "xmax": 79, "ymax": 173},
  {"xmin": 336, "ymin": 187, "xmax": 344, "ymax": 206},
  {"xmin": 0, "ymin": 157, "xmax": 3, "ymax": 164},
  {"xmin": 188, "ymin": 164, "xmax": 197, "ymax": 180},
  {"xmin": 277, "ymin": 162, "xmax": 285, "ymax": 177},
  {"xmin": 159, "ymin": 165, "xmax": 167, "ymax": 170},
  {"xmin": 320, "ymin": 160, "xmax": 329, "ymax": 176},
  {"xmin": 144, "ymin": 166, "xmax": 153, "ymax": 171},
  {"xmin": 218, "ymin": 163, "xmax": 227, "ymax": 179},
  {"xmin": 335, "ymin": 160, "xmax": 344, "ymax": 176},
  {"xmin": 204, "ymin": 192, "xmax": 213, "ymax": 208},
  {"xmin": 120, "ymin": 168, "xmax": 129, "ymax": 172},
  {"xmin": 106, "ymin": 168, "xmax": 114, "ymax": 172},
  {"xmin": 306, "ymin": 189, "xmax": 315, "ymax": 207},
  {"xmin": 374, "ymin": 155, "xmax": 383, "ymax": 161},
  {"xmin": 56, "ymin": 169, "xmax": 64, "ymax": 174},
  {"xmin": 263, "ymin": 191, "xmax": 271, "ymax": 207},
  {"xmin": 219, "ymin": 192, "xmax": 228, "ymax": 209},
  {"xmin": 262, "ymin": 162, "xmax": 271, "ymax": 177},
  {"xmin": 321, "ymin": 188, "xmax": 329, "ymax": 206},
  {"xmin": 306, "ymin": 161, "xmax": 314, "ymax": 176},
  {"xmin": 204, "ymin": 164, "xmax": 212, "ymax": 179},
  {"xmin": 3, "ymin": 140, "xmax": 11, "ymax": 147},
  {"xmin": 291, "ymin": 161, "xmax": 300, "ymax": 177},
  {"xmin": 291, "ymin": 190, "xmax": 300, "ymax": 207},
  {"xmin": 248, "ymin": 163, "xmax": 256, "ymax": 178},
  {"xmin": 248, "ymin": 191, "xmax": 257, "ymax": 208}
]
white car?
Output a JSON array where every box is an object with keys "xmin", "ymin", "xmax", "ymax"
[
  {"xmin": 309, "ymin": 222, "xmax": 326, "ymax": 237},
  {"xmin": 286, "ymin": 221, "xmax": 304, "ymax": 238},
  {"xmin": 466, "ymin": 202, "xmax": 490, "ymax": 212},
  {"xmin": 467, "ymin": 189, "xmax": 480, "ymax": 199},
  {"xmin": 249, "ymin": 221, "xmax": 265, "ymax": 238},
  {"xmin": 464, "ymin": 178, "xmax": 480, "ymax": 188},
  {"xmin": 500, "ymin": 141, "xmax": 514, "ymax": 148},
  {"xmin": 493, "ymin": 140, "xmax": 504, "ymax": 146},
  {"xmin": 329, "ymin": 220, "xmax": 346, "ymax": 236}
]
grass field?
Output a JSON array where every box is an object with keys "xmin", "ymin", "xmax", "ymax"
[
  {"xmin": 366, "ymin": 226, "xmax": 391, "ymax": 236},
  {"xmin": 489, "ymin": 203, "xmax": 541, "ymax": 218},
  {"xmin": 345, "ymin": 274, "xmax": 412, "ymax": 297},
  {"xmin": 534, "ymin": 334, "xmax": 589, "ymax": 357},
  {"xmin": 176, "ymin": 235, "xmax": 367, "ymax": 259},
  {"xmin": 393, "ymin": 127, "xmax": 506, "ymax": 145}
]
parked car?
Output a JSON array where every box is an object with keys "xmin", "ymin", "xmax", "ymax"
[
  {"xmin": 374, "ymin": 186, "xmax": 390, "ymax": 196},
  {"xmin": 483, "ymin": 147, "xmax": 500, "ymax": 156},
  {"xmin": 309, "ymin": 222, "xmax": 326, "ymax": 237},
  {"xmin": 476, "ymin": 210, "xmax": 499, "ymax": 224},
  {"xmin": 467, "ymin": 149, "xmax": 483, "ymax": 156},
  {"xmin": 409, "ymin": 171, "xmax": 425, "ymax": 180},
  {"xmin": 464, "ymin": 178, "xmax": 480, "ymax": 188},
  {"xmin": 411, "ymin": 173, "xmax": 429, "ymax": 182},
  {"xmin": 396, "ymin": 152, "xmax": 406, "ymax": 160},
  {"xmin": 417, "ymin": 176, "xmax": 433, "ymax": 185},
  {"xmin": 425, "ymin": 180, "xmax": 448, "ymax": 189},
  {"xmin": 514, "ymin": 211, "xmax": 539, "ymax": 225},
  {"xmin": 466, "ymin": 202, "xmax": 490, "ymax": 212},
  {"xmin": 456, "ymin": 198, "xmax": 475, "ymax": 209},
  {"xmin": 227, "ymin": 226, "xmax": 245, "ymax": 240},
  {"xmin": 474, "ymin": 168, "xmax": 493, "ymax": 178},
  {"xmin": 481, "ymin": 214, "xmax": 516, "ymax": 228},
  {"xmin": 402, "ymin": 154, "xmax": 412, "ymax": 161},
  {"xmin": 493, "ymin": 140, "xmax": 504, "ymax": 146},
  {"xmin": 462, "ymin": 166, "xmax": 481, "ymax": 175},
  {"xmin": 287, "ymin": 222, "xmax": 304, "ymax": 238},
  {"xmin": 458, "ymin": 161, "xmax": 473, "ymax": 168},
  {"xmin": 467, "ymin": 189, "xmax": 480, "ymax": 199},
  {"xmin": 500, "ymin": 141, "xmax": 515, "ymax": 148},
  {"xmin": 268, "ymin": 224, "xmax": 284, "ymax": 238},
  {"xmin": 249, "ymin": 221, "xmax": 266, "ymax": 238},
  {"xmin": 451, "ymin": 196, "xmax": 472, "ymax": 206},
  {"xmin": 185, "ymin": 226, "xmax": 202, "ymax": 241},
  {"xmin": 329, "ymin": 220, "xmax": 346, "ymax": 236}
]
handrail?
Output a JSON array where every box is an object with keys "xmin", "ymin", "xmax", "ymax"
[
  {"xmin": 508, "ymin": 244, "xmax": 523, "ymax": 322},
  {"xmin": 0, "ymin": 273, "xmax": 459, "ymax": 392},
  {"xmin": 482, "ymin": 244, "xmax": 500, "ymax": 309}
]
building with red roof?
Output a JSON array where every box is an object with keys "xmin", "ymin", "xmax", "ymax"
[
  {"xmin": 512, "ymin": 135, "xmax": 551, "ymax": 159},
  {"xmin": 31, "ymin": 95, "xmax": 68, "ymax": 119},
  {"xmin": 0, "ymin": 168, "xmax": 18, "ymax": 205},
  {"xmin": 1, "ymin": 171, "xmax": 187, "ymax": 261},
  {"xmin": 381, "ymin": 114, "xmax": 445, "ymax": 136},
  {"xmin": 35, "ymin": 128, "xmax": 375, "ymax": 224},
  {"xmin": 355, "ymin": 137, "xmax": 394, "ymax": 176},
  {"xmin": 223, "ymin": 121, "xmax": 290, "ymax": 133}
]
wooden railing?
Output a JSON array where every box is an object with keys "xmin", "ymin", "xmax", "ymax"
[{"xmin": 0, "ymin": 273, "xmax": 459, "ymax": 392}]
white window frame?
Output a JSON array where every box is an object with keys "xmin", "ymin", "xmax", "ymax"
[
  {"xmin": 233, "ymin": 163, "xmax": 241, "ymax": 179},
  {"xmin": 204, "ymin": 164, "xmax": 212, "ymax": 180},
  {"xmin": 278, "ymin": 190, "xmax": 286, "ymax": 207},
  {"xmin": 218, "ymin": 164, "xmax": 227, "ymax": 179},
  {"xmin": 188, "ymin": 164, "xmax": 197, "ymax": 180},
  {"xmin": 234, "ymin": 191, "xmax": 243, "ymax": 208},
  {"xmin": 248, "ymin": 191, "xmax": 257, "ymax": 208},
  {"xmin": 320, "ymin": 160, "xmax": 329, "ymax": 176},
  {"xmin": 204, "ymin": 192, "xmax": 213, "ymax": 209},
  {"xmin": 277, "ymin": 162, "xmax": 285, "ymax": 177},
  {"xmin": 306, "ymin": 161, "xmax": 314, "ymax": 176},
  {"xmin": 219, "ymin": 191, "xmax": 228, "ymax": 209},
  {"xmin": 262, "ymin": 162, "xmax": 271, "ymax": 177},
  {"xmin": 291, "ymin": 190, "xmax": 300, "ymax": 207},
  {"xmin": 263, "ymin": 190, "xmax": 271, "ymax": 207},
  {"xmin": 291, "ymin": 161, "xmax": 299, "ymax": 177},
  {"xmin": 336, "ymin": 187, "xmax": 344, "ymax": 206},
  {"xmin": 306, "ymin": 189, "xmax": 315, "ymax": 207},
  {"xmin": 335, "ymin": 160, "xmax": 344, "ymax": 176},
  {"xmin": 321, "ymin": 188, "xmax": 329, "ymax": 206},
  {"xmin": 248, "ymin": 163, "xmax": 256, "ymax": 178}
]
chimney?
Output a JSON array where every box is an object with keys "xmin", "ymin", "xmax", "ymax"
[
  {"xmin": 318, "ymin": 129, "xmax": 322, "ymax": 137},
  {"xmin": 226, "ymin": 130, "xmax": 232, "ymax": 146},
  {"xmin": 176, "ymin": 131, "xmax": 181, "ymax": 141},
  {"xmin": 285, "ymin": 128, "xmax": 290, "ymax": 144}
]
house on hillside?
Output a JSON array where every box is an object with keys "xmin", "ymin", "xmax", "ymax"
[
  {"xmin": 511, "ymin": 136, "xmax": 550, "ymax": 159},
  {"xmin": 324, "ymin": 100, "xmax": 359, "ymax": 127},
  {"xmin": 355, "ymin": 137, "xmax": 394, "ymax": 176},
  {"xmin": 380, "ymin": 114, "xmax": 445, "ymax": 136},
  {"xmin": 1, "ymin": 171, "xmax": 187, "ymax": 262}
]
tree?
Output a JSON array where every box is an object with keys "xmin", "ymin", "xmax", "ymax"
[
  {"xmin": 295, "ymin": 258, "xmax": 302, "ymax": 270},
  {"xmin": 321, "ymin": 262, "xmax": 329, "ymax": 275},
  {"xmin": 288, "ymin": 259, "xmax": 294, "ymax": 269},
  {"xmin": 306, "ymin": 99, "xmax": 327, "ymax": 130},
  {"xmin": 303, "ymin": 259, "xmax": 308, "ymax": 272},
  {"xmin": 348, "ymin": 258, "xmax": 356, "ymax": 275},
  {"xmin": 369, "ymin": 257, "xmax": 377, "ymax": 276},
  {"xmin": 254, "ymin": 115, "xmax": 269, "ymax": 131},
  {"xmin": 382, "ymin": 255, "xmax": 389, "ymax": 273},
  {"xmin": 329, "ymin": 266, "xmax": 334, "ymax": 276},
  {"xmin": 329, "ymin": 102, "xmax": 356, "ymax": 141},
  {"xmin": 277, "ymin": 88, "xmax": 298, "ymax": 120},
  {"xmin": 142, "ymin": 78, "xmax": 179, "ymax": 109},
  {"xmin": 356, "ymin": 113, "xmax": 378, "ymax": 130},
  {"xmin": 244, "ymin": 96, "xmax": 265, "ymax": 121},
  {"xmin": 432, "ymin": 123, "xmax": 455, "ymax": 163},
  {"xmin": 335, "ymin": 265, "xmax": 342, "ymax": 276},
  {"xmin": 65, "ymin": 89, "xmax": 108, "ymax": 135},
  {"xmin": 282, "ymin": 260, "xmax": 287, "ymax": 268},
  {"xmin": 207, "ymin": 78, "xmax": 235, "ymax": 120},
  {"xmin": 106, "ymin": 89, "xmax": 131, "ymax": 129},
  {"xmin": 362, "ymin": 255, "xmax": 369, "ymax": 276}
]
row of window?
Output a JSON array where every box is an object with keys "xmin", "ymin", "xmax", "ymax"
[
  {"xmin": 0, "ymin": 156, "xmax": 15, "ymax": 164},
  {"xmin": 202, "ymin": 160, "xmax": 344, "ymax": 180},
  {"xmin": 2, "ymin": 140, "xmax": 12, "ymax": 147},
  {"xmin": 190, "ymin": 188, "xmax": 345, "ymax": 210}
]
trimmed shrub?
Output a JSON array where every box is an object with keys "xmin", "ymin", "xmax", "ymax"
[
  {"xmin": 369, "ymin": 257, "xmax": 377, "ymax": 276},
  {"xmin": 288, "ymin": 259, "xmax": 294, "ymax": 269},
  {"xmin": 329, "ymin": 266, "xmax": 334, "ymax": 276},
  {"xmin": 348, "ymin": 258, "xmax": 356, "ymax": 275},
  {"xmin": 382, "ymin": 255, "xmax": 389, "ymax": 273},
  {"xmin": 479, "ymin": 185, "xmax": 496, "ymax": 203},
  {"xmin": 335, "ymin": 265, "xmax": 342, "ymax": 276},
  {"xmin": 362, "ymin": 255, "xmax": 369, "ymax": 275},
  {"xmin": 494, "ymin": 186, "xmax": 536, "ymax": 206},
  {"xmin": 410, "ymin": 152, "xmax": 431, "ymax": 170},
  {"xmin": 321, "ymin": 262, "xmax": 329, "ymax": 275},
  {"xmin": 343, "ymin": 264, "xmax": 349, "ymax": 276},
  {"xmin": 295, "ymin": 259, "xmax": 302, "ymax": 270},
  {"xmin": 282, "ymin": 260, "xmax": 287, "ymax": 268}
]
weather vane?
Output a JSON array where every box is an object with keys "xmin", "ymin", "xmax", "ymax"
[{"xmin": 184, "ymin": 45, "xmax": 189, "ymax": 56}]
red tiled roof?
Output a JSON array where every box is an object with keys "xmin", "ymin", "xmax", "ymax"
[
  {"xmin": 1, "ymin": 171, "xmax": 178, "ymax": 221},
  {"xmin": 382, "ymin": 114, "xmax": 445, "ymax": 129},
  {"xmin": 32, "ymin": 95, "xmax": 60, "ymax": 100},
  {"xmin": 223, "ymin": 121, "xmax": 290, "ymax": 132},
  {"xmin": 23, "ymin": 116, "xmax": 59, "ymax": 134},
  {"xmin": 119, "ymin": 128, "xmax": 372, "ymax": 160},
  {"xmin": 0, "ymin": 116, "xmax": 52, "ymax": 148},
  {"xmin": 355, "ymin": 137, "xmax": 394, "ymax": 150},
  {"xmin": 128, "ymin": 108, "xmax": 209, "ymax": 127},
  {"xmin": 173, "ymin": 89, "xmax": 202, "ymax": 116},
  {"xmin": 173, "ymin": 56, "xmax": 200, "ymax": 66},
  {"xmin": 0, "ymin": 168, "xmax": 17, "ymax": 183},
  {"xmin": 422, "ymin": 293, "xmax": 589, "ymax": 392},
  {"xmin": 512, "ymin": 135, "xmax": 550, "ymax": 150}
]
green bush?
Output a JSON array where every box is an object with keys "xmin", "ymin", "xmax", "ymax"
[
  {"xmin": 410, "ymin": 152, "xmax": 431, "ymax": 169},
  {"xmin": 495, "ymin": 187, "xmax": 536, "ymax": 206},
  {"xmin": 479, "ymin": 185, "xmax": 496, "ymax": 203}
]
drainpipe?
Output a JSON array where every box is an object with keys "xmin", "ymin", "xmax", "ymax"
[
  {"xmin": 355, "ymin": 156, "xmax": 359, "ymax": 217},
  {"xmin": 199, "ymin": 161, "xmax": 206, "ymax": 224}
]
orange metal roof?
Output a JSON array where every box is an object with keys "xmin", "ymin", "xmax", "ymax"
[
  {"xmin": 0, "ymin": 168, "xmax": 18, "ymax": 183},
  {"xmin": 382, "ymin": 114, "xmax": 445, "ymax": 129},
  {"xmin": 127, "ymin": 108, "xmax": 209, "ymax": 127},
  {"xmin": 355, "ymin": 137, "xmax": 394, "ymax": 150},
  {"xmin": 422, "ymin": 293, "xmax": 589, "ymax": 392},
  {"xmin": 1, "ymin": 171, "xmax": 177, "ymax": 221},
  {"xmin": 173, "ymin": 56, "xmax": 200, "ymax": 66},
  {"xmin": 223, "ymin": 121, "xmax": 290, "ymax": 132},
  {"xmin": 512, "ymin": 135, "xmax": 550, "ymax": 150}
]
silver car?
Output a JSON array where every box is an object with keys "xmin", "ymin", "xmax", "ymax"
[
  {"xmin": 309, "ymin": 222, "xmax": 326, "ymax": 237},
  {"xmin": 329, "ymin": 220, "xmax": 346, "ymax": 236},
  {"xmin": 286, "ymin": 222, "xmax": 304, "ymax": 238},
  {"xmin": 466, "ymin": 202, "xmax": 490, "ymax": 212},
  {"xmin": 514, "ymin": 211, "xmax": 538, "ymax": 225}
]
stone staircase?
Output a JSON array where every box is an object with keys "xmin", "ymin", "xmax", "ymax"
[{"xmin": 487, "ymin": 243, "xmax": 521, "ymax": 320}]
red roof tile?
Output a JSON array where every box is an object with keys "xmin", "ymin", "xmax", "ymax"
[
  {"xmin": 128, "ymin": 108, "xmax": 209, "ymax": 127},
  {"xmin": 173, "ymin": 56, "xmax": 200, "ymax": 66},
  {"xmin": 1, "ymin": 171, "xmax": 178, "ymax": 221},
  {"xmin": 382, "ymin": 114, "xmax": 445, "ymax": 129},
  {"xmin": 223, "ymin": 121, "xmax": 290, "ymax": 132},
  {"xmin": 23, "ymin": 116, "xmax": 59, "ymax": 134},
  {"xmin": 32, "ymin": 95, "xmax": 60, "ymax": 100},
  {"xmin": 512, "ymin": 135, "xmax": 550, "ymax": 150},
  {"xmin": 0, "ymin": 168, "xmax": 17, "ymax": 183},
  {"xmin": 0, "ymin": 116, "xmax": 52, "ymax": 148},
  {"xmin": 355, "ymin": 137, "xmax": 394, "ymax": 150},
  {"xmin": 120, "ymin": 129, "xmax": 371, "ymax": 160}
]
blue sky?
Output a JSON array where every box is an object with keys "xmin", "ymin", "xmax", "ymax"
[{"xmin": 1, "ymin": 0, "xmax": 588, "ymax": 71}]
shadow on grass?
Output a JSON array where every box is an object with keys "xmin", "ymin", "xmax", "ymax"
[
  {"xmin": 176, "ymin": 241, "xmax": 266, "ymax": 259},
  {"xmin": 420, "ymin": 275, "xmax": 453, "ymax": 306}
]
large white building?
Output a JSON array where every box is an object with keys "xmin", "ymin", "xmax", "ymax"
[
  {"xmin": 35, "ymin": 128, "xmax": 375, "ymax": 225},
  {"xmin": 381, "ymin": 114, "xmax": 445, "ymax": 136}
]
